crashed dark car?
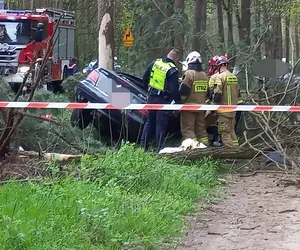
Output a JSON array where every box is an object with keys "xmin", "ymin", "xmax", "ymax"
[
  {"xmin": 70, "ymin": 67, "xmax": 181, "ymax": 143},
  {"xmin": 70, "ymin": 67, "xmax": 244, "ymax": 146}
]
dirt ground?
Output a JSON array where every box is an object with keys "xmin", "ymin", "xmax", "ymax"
[{"xmin": 177, "ymin": 173, "xmax": 300, "ymax": 250}]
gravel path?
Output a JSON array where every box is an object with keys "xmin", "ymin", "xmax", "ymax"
[{"xmin": 177, "ymin": 173, "xmax": 300, "ymax": 250}]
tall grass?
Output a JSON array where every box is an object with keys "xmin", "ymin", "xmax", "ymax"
[{"xmin": 0, "ymin": 143, "xmax": 222, "ymax": 250}]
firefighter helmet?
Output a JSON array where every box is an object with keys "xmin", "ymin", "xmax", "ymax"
[
  {"xmin": 208, "ymin": 55, "xmax": 219, "ymax": 75},
  {"xmin": 186, "ymin": 51, "xmax": 202, "ymax": 64},
  {"xmin": 216, "ymin": 55, "xmax": 229, "ymax": 66}
]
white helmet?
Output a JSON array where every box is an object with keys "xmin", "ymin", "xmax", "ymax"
[
  {"xmin": 181, "ymin": 61, "xmax": 188, "ymax": 71},
  {"xmin": 186, "ymin": 51, "xmax": 202, "ymax": 64}
]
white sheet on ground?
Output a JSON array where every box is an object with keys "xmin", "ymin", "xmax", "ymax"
[{"xmin": 159, "ymin": 138, "xmax": 207, "ymax": 154}]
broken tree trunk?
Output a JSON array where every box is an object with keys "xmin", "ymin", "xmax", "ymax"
[
  {"xmin": 98, "ymin": 0, "xmax": 114, "ymax": 70},
  {"xmin": 161, "ymin": 147, "xmax": 259, "ymax": 160},
  {"xmin": 10, "ymin": 150, "xmax": 83, "ymax": 163}
]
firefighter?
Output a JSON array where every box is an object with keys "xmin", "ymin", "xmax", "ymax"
[
  {"xmin": 179, "ymin": 51, "xmax": 209, "ymax": 145},
  {"xmin": 207, "ymin": 56, "xmax": 245, "ymax": 143},
  {"xmin": 211, "ymin": 55, "xmax": 240, "ymax": 148},
  {"xmin": 66, "ymin": 57, "xmax": 79, "ymax": 77},
  {"xmin": 206, "ymin": 56, "xmax": 220, "ymax": 145},
  {"xmin": 140, "ymin": 48, "xmax": 182, "ymax": 152}
]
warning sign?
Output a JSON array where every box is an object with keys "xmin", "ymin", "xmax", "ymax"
[{"xmin": 122, "ymin": 26, "xmax": 134, "ymax": 47}]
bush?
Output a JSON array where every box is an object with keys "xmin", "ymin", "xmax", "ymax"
[{"xmin": 0, "ymin": 142, "xmax": 222, "ymax": 249}]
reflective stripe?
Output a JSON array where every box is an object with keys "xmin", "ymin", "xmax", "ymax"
[
  {"xmin": 227, "ymin": 85, "xmax": 231, "ymax": 105},
  {"xmin": 194, "ymin": 80, "xmax": 208, "ymax": 93},
  {"xmin": 226, "ymin": 75, "xmax": 237, "ymax": 106},
  {"xmin": 215, "ymin": 79, "xmax": 222, "ymax": 86},
  {"xmin": 226, "ymin": 75, "xmax": 238, "ymax": 84},
  {"xmin": 201, "ymin": 137, "xmax": 209, "ymax": 143},
  {"xmin": 149, "ymin": 59, "xmax": 177, "ymax": 91},
  {"xmin": 216, "ymin": 110, "xmax": 235, "ymax": 113}
]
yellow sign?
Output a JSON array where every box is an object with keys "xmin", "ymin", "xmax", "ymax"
[{"xmin": 122, "ymin": 26, "xmax": 134, "ymax": 47}]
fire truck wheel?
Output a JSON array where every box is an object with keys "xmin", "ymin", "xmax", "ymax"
[{"xmin": 70, "ymin": 109, "xmax": 93, "ymax": 130}]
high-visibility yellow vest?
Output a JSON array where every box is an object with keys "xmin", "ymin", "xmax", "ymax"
[{"xmin": 149, "ymin": 59, "xmax": 177, "ymax": 91}]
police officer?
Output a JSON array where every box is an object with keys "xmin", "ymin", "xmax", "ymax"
[
  {"xmin": 211, "ymin": 55, "xmax": 240, "ymax": 148},
  {"xmin": 141, "ymin": 48, "xmax": 182, "ymax": 152},
  {"xmin": 179, "ymin": 51, "xmax": 209, "ymax": 145}
]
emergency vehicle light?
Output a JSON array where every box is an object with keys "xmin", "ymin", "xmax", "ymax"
[{"xmin": 0, "ymin": 10, "xmax": 28, "ymax": 15}]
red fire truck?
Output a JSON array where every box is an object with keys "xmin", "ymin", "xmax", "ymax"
[{"xmin": 0, "ymin": 8, "xmax": 76, "ymax": 93}]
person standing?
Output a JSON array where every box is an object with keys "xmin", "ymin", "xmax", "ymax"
[
  {"xmin": 212, "ymin": 55, "xmax": 239, "ymax": 148},
  {"xmin": 206, "ymin": 56, "xmax": 221, "ymax": 145},
  {"xmin": 179, "ymin": 51, "xmax": 209, "ymax": 145},
  {"xmin": 141, "ymin": 48, "xmax": 182, "ymax": 152}
]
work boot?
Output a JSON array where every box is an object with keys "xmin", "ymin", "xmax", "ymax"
[{"xmin": 212, "ymin": 141, "xmax": 224, "ymax": 147}]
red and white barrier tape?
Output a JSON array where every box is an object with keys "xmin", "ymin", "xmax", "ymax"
[{"xmin": 0, "ymin": 102, "xmax": 300, "ymax": 112}]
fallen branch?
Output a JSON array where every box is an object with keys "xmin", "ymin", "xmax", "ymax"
[
  {"xmin": 278, "ymin": 209, "xmax": 298, "ymax": 214},
  {"xmin": 162, "ymin": 147, "xmax": 259, "ymax": 160},
  {"xmin": 240, "ymin": 225, "xmax": 261, "ymax": 230},
  {"xmin": 14, "ymin": 110, "xmax": 62, "ymax": 126},
  {"xmin": 239, "ymin": 170, "xmax": 286, "ymax": 177},
  {"xmin": 10, "ymin": 149, "xmax": 82, "ymax": 163}
]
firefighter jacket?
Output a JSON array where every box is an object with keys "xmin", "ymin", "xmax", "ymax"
[
  {"xmin": 179, "ymin": 69, "xmax": 209, "ymax": 104},
  {"xmin": 149, "ymin": 59, "xmax": 177, "ymax": 91},
  {"xmin": 206, "ymin": 72, "xmax": 219, "ymax": 103},
  {"xmin": 212, "ymin": 69, "xmax": 239, "ymax": 113},
  {"xmin": 208, "ymin": 72, "xmax": 219, "ymax": 88}
]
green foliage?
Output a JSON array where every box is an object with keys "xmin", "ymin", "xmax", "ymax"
[
  {"xmin": 5, "ymin": 88, "xmax": 105, "ymax": 154},
  {"xmin": 62, "ymin": 73, "xmax": 87, "ymax": 102},
  {"xmin": 0, "ymin": 79, "xmax": 14, "ymax": 101},
  {"xmin": 0, "ymin": 143, "xmax": 222, "ymax": 249}
]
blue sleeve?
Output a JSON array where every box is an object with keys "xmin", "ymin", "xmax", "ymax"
[
  {"xmin": 73, "ymin": 65, "xmax": 78, "ymax": 74},
  {"xmin": 142, "ymin": 61, "xmax": 155, "ymax": 90},
  {"xmin": 167, "ymin": 68, "xmax": 182, "ymax": 104}
]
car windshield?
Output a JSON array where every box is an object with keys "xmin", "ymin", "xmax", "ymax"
[{"xmin": 0, "ymin": 20, "xmax": 30, "ymax": 45}]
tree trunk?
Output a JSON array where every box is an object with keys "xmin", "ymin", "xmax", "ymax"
[
  {"xmin": 241, "ymin": 0, "xmax": 251, "ymax": 45},
  {"xmin": 30, "ymin": 0, "xmax": 34, "ymax": 9},
  {"xmin": 174, "ymin": 0, "xmax": 185, "ymax": 75},
  {"xmin": 226, "ymin": 0, "xmax": 234, "ymax": 51},
  {"xmin": 192, "ymin": 0, "xmax": 201, "ymax": 51},
  {"xmin": 162, "ymin": 147, "xmax": 259, "ymax": 160},
  {"xmin": 222, "ymin": 0, "xmax": 236, "ymax": 65},
  {"xmin": 233, "ymin": 0, "xmax": 243, "ymax": 41},
  {"xmin": 98, "ymin": 0, "xmax": 115, "ymax": 70},
  {"xmin": 295, "ymin": 24, "xmax": 299, "ymax": 59},
  {"xmin": 253, "ymin": 0, "xmax": 261, "ymax": 57},
  {"xmin": 0, "ymin": 111, "xmax": 14, "ymax": 158},
  {"xmin": 192, "ymin": 0, "xmax": 206, "ymax": 52},
  {"xmin": 272, "ymin": 17, "xmax": 283, "ymax": 59},
  {"xmin": 200, "ymin": 0, "xmax": 207, "ymax": 59},
  {"xmin": 216, "ymin": 0, "xmax": 225, "ymax": 52},
  {"xmin": 285, "ymin": 14, "xmax": 290, "ymax": 63}
]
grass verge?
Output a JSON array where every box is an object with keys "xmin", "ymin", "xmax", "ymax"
[{"xmin": 0, "ymin": 142, "xmax": 224, "ymax": 250}]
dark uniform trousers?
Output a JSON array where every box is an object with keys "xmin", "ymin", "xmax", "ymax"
[{"xmin": 141, "ymin": 95, "xmax": 170, "ymax": 152}]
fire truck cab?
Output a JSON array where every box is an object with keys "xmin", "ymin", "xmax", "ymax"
[{"xmin": 0, "ymin": 8, "xmax": 76, "ymax": 93}]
